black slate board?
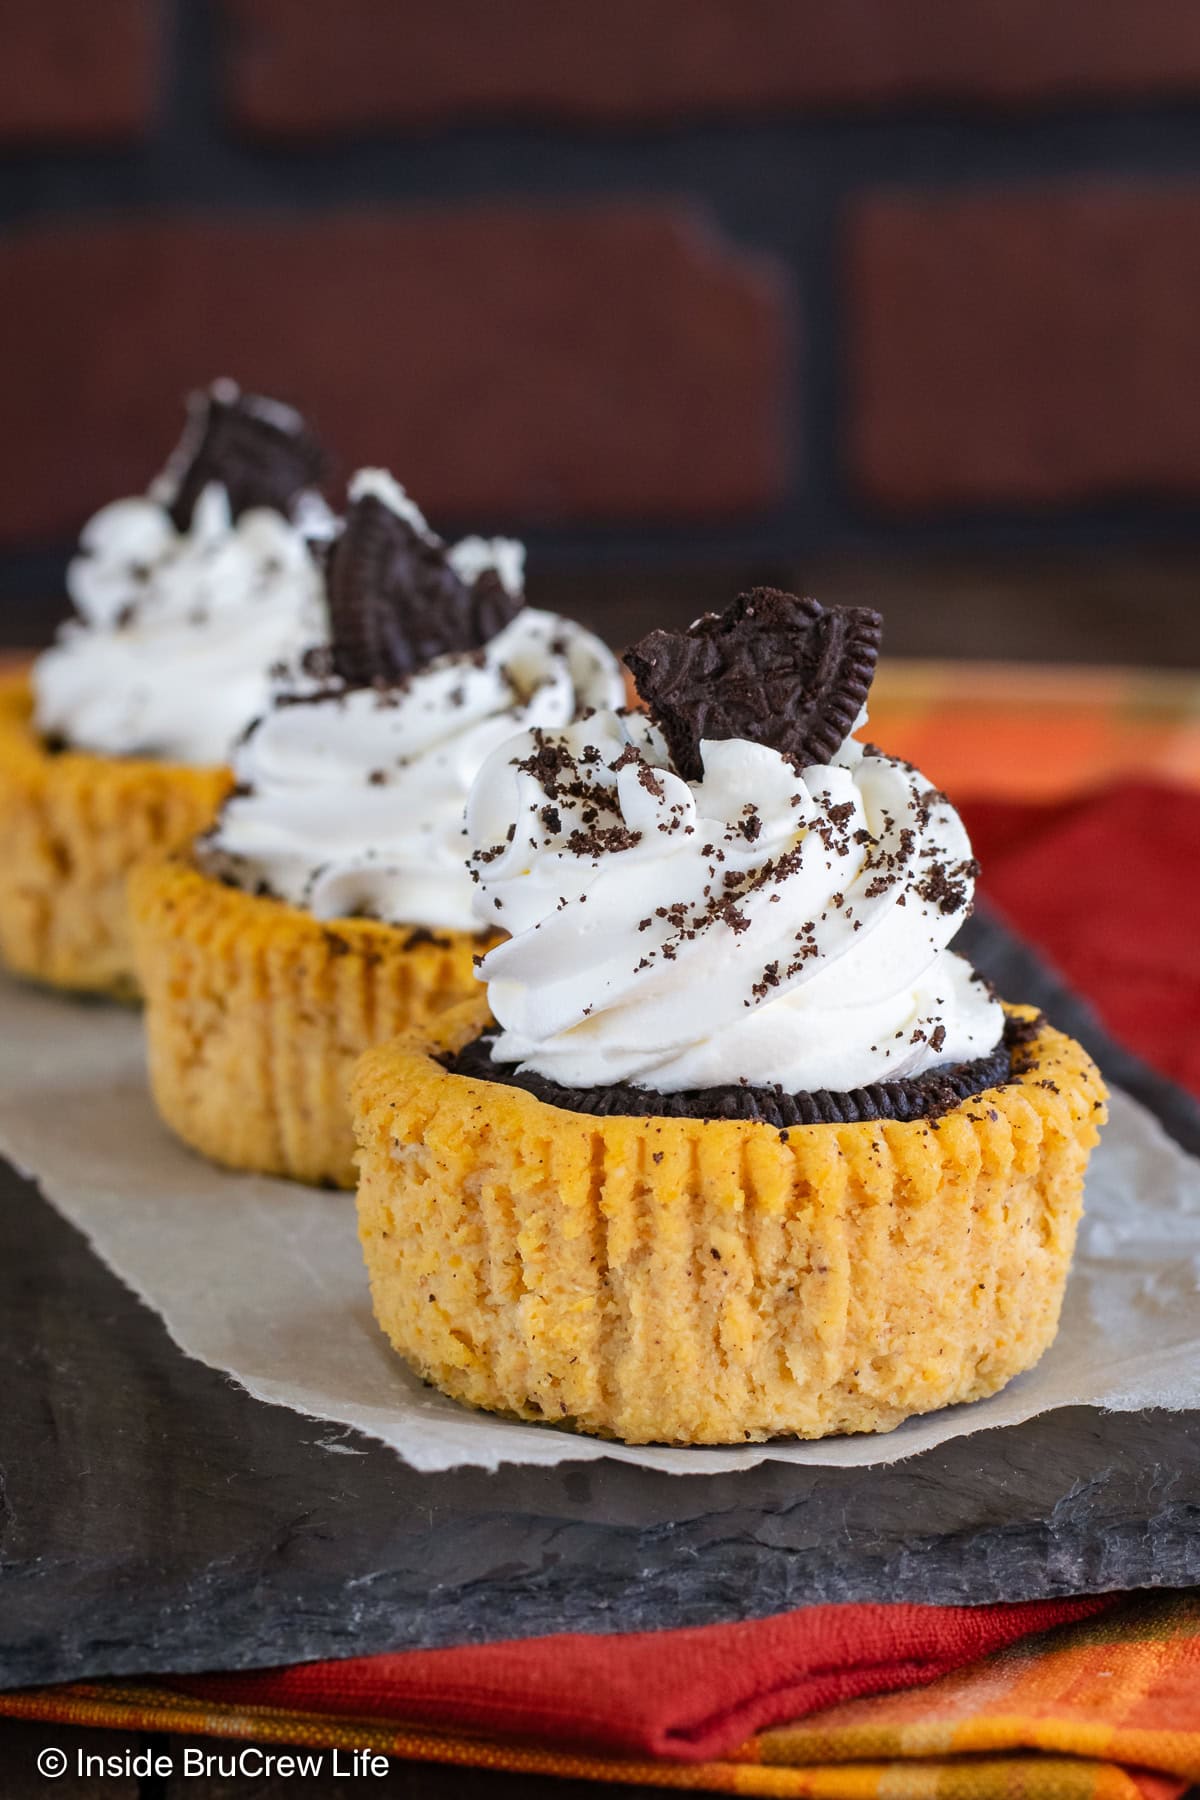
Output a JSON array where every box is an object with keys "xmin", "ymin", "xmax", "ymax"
[{"xmin": 3, "ymin": 908, "xmax": 1199, "ymax": 1691}]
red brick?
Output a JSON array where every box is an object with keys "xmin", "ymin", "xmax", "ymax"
[
  {"xmin": 0, "ymin": 208, "xmax": 788, "ymax": 545},
  {"xmin": 0, "ymin": 0, "xmax": 157, "ymax": 144},
  {"xmin": 849, "ymin": 186, "xmax": 1200, "ymax": 512},
  {"xmin": 223, "ymin": 0, "xmax": 1200, "ymax": 136}
]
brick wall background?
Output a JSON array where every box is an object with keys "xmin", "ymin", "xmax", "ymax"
[{"xmin": 5, "ymin": 0, "xmax": 1200, "ymax": 662}]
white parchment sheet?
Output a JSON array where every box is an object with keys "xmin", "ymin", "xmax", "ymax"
[{"xmin": 2, "ymin": 971, "xmax": 1198, "ymax": 1475}]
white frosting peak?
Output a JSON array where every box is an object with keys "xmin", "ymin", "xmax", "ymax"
[
  {"xmin": 348, "ymin": 468, "xmax": 526, "ymax": 599},
  {"xmin": 33, "ymin": 396, "xmax": 331, "ymax": 765},
  {"xmin": 347, "ymin": 467, "xmax": 433, "ymax": 537},
  {"xmin": 449, "ymin": 535, "xmax": 525, "ymax": 599},
  {"xmin": 200, "ymin": 609, "xmax": 625, "ymax": 932},
  {"xmin": 467, "ymin": 710, "xmax": 1003, "ymax": 1094}
]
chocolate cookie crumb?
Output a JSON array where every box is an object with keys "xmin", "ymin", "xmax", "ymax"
[
  {"xmin": 1003, "ymin": 1010, "xmax": 1045, "ymax": 1049},
  {"xmin": 402, "ymin": 925, "xmax": 455, "ymax": 952}
]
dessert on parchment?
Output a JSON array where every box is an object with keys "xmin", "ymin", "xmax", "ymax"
[
  {"xmin": 0, "ymin": 380, "xmax": 332, "ymax": 997},
  {"xmin": 131, "ymin": 470, "xmax": 623, "ymax": 1189},
  {"xmin": 354, "ymin": 589, "xmax": 1107, "ymax": 1445}
]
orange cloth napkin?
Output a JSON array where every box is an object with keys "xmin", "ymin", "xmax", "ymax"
[{"xmin": 3, "ymin": 1592, "xmax": 1198, "ymax": 1796}]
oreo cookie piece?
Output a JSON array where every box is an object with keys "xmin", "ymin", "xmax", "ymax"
[
  {"xmin": 443, "ymin": 1015, "xmax": 1032, "ymax": 1129},
  {"xmin": 327, "ymin": 491, "xmax": 523, "ymax": 687},
  {"xmin": 624, "ymin": 589, "xmax": 883, "ymax": 782},
  {"xmin": 166, "ymin": 383, "xmax": 327, "ymax": 531}
]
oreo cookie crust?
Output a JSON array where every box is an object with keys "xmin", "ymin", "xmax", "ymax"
[{"xmin": 442, "ymin": 1013, "xmax": 1034, "ymax": 1128}]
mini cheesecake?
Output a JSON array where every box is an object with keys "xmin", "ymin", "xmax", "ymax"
[
  {"xmin": 133, "ymin": 471, "xmax": 625, "ymax": 1188},
  {"xmin": 353, "ymin": 590, "xmax": 1107, "ymax": 1444},
  {"xmin": 0, "ymin": 382, "xmax": 329, "ymax": 997}
]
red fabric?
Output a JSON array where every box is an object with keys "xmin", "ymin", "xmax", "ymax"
[
  {"xmin": 180, "ymin": 781, "xmax": 1198, "ymax": 1761},
  {"xmin": 179, "ymin": 1596, "xmax": 1113, "ymax": 1761},
  {"xmin": 964, "ymin": 781, "xmax": 1200, "ymax": 1098}
]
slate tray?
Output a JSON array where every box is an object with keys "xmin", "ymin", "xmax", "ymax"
[{"xmin": 3, "ymin": 907, "xmax": 1199, "ymax": 1691}]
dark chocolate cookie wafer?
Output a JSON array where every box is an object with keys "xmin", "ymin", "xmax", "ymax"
[
  {"xmin": 167, "ymin": 385, "xmax": 327, "ymax": 530},
  {"xmin": 624, "ymin": 589, "xmax": 882, "ymax": 781},
  {"xmin": 327, "ymin": 492, "xmax": 523, "ymax": 687},
  {"xmin": 445, "ymin": 1015, "xmax": 1028, "ymax": 1128}
]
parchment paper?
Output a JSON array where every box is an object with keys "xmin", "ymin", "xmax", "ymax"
[{"xmin": 2, "ymin": 972, "xmax": 1197, "ymax": 1474}]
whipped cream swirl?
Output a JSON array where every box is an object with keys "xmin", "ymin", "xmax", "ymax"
[
  {"xmin": 33, "ymin": 394, "xmax": 332, "ymax": 766},
  {"xmin": 200, "ymin": 608, "xmax": 625, "ymax": 933},
  {"xmin": 467, "ymin": 711, "xmax": 1003, "ymax": 1094}
]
